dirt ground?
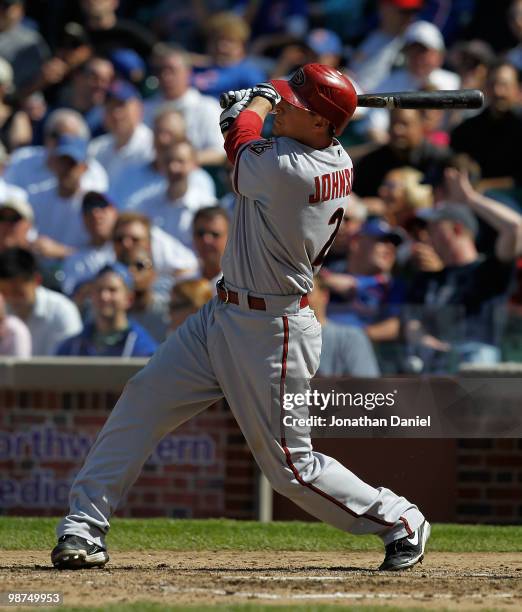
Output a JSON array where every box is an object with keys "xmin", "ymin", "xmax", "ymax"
[{"xmin": 1, "ymin": 551, "xmax": 521, "ymax": 610}]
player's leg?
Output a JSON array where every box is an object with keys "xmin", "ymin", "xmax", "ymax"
[
  {"xmin": 211, "ymin": 304, "xmax": 427, "ymax": 569},
  {"xmin": 52, "ymin": 299, "xmax": 223, "ymax": 568}
]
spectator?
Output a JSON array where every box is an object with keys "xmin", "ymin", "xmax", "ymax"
[
  {"xmin": 61, "ymin": 195, "xmax": 197, "ymax": 299},
  {"xmin": 361, "ymin": 21, "xmax": 460, "ymax": 143},
  {"xmin": 144, "ymin": 45, "xmax": 225, "ymax": 166},
  {"xmin": 79, "ymin": 0, "xmax": 156, "ymax": 60},
  {"xmin": 306, "ymin": 29, "xmax": 343, "ymax": 69},
  {"xmin": 403, "ymin": 169, "xmax": 522, "ymax": 372},
  {"xmin": 109, "ymin": 107, "xmax": 215, "ymax": 210},
  {"xmin": 353, "ymin": 108, "xmax": 451, "ymax": 197},
  {"xmin": 0, "ymin": 247, "xmax": 82, "ymax": 355},
  {"xmin": 450, "ymin": 61, "xmax": 522, "ymax": 189},
  {"xmin": 308, "ymin": 275, "xmax": 380, "ymax": 377},
  {"xmin": 4, "ymin": 108, "xmax": 108, "ymax": 196},
  {"xmin": 378, "ymin": 166, "xmax": 433, "ymax": 230},
  {"xmin": 192, "ymin": 12, "xmax": 267, "ymax": 99},
  {"xmin": 56, "ymin": 263, "xmax": 158, "ymax": 357},
  {"xmin": 29, "ymin": 135, "xmax": 91, "ymax": 260},
  {"xmin": 135, "ymin": 140, "xmax": 216, "ymax": 248},
  {"xmin": 0, "ymin": 195, "xmax": 34, "ymax": 251},
  {"xmin": 349, "ymin": 0, "xmax": 422, "ymax": 92},
  {"xmin": 113, "ymin": 211, "xmax": 198, "ymax": 295},
  {"xmin": 0, "ymin": 57, "xmax": 31, "ymax": 151},
  {"xmin": 121, "ymin": 246, "xmax": 169, "ymax": 343},
  {"xmin": 56, "ymin": 56, "xmax": 115, "ymax": 138},
  {"xmin": 322, "ymin": 219, "xmax": 406, "ymax": 343},
  {"xmin": 168, "ymin": 277, "xmax": 212, "ymax": 333},
  {"xmin": 0, "ymin": 290, "xmax": 31, "ymax": 356},
  {"xmin": 0, "ymin": 0, "xmax": 50, "ymax": 91},
  {"xmin": 88, "ymin": 80, "xmax": 154, "ymax": 189},
  {"xmin": 192, "ymin": 205, "xmax": 229, "ymax": 289}
]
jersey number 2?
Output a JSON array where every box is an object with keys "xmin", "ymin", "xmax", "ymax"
[{"xmin": 312, "ymin": 207, "xmax": 344, "ymax": 267}]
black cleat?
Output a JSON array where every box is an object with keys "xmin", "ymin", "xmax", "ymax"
[
  {"xmin": 51, "ymin": 534, "xmax": 109, "ymax": 569},
  {"xmin": 379, "ymin": 520, "xmax": 431, "ymax": 571}
]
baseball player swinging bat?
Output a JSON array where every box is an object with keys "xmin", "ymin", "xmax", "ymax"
[{"xmin": 220, "ymin": 88, "xmax": 484, "ymax": 111}]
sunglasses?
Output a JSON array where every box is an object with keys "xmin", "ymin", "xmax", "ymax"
[
  {"xmin": 194, "ymin": 229, "xmax": 223, "ymax": 239},
  {"xmin": 128, "ymin": 260, "xmax": 152, "ymax": 272},
  {"xmin": 113, "ymin": 235, "xmax": 145, "ymax": 244},
  {"xmin": 0, "ymin": 212, "xmax": 22, "ymax": 223}
]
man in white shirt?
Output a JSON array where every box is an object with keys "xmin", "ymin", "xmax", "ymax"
[
  {"xmin": 108, "ymin": 107, "xmax": 216, "ymax": 211},
  {"xmin": 135, "ymin": 140, "xmax": 216, "ymax": 248},
  {"xmin": 143, "ymin": 45, "xmax": 225, "ymax": 166},
  {"xmin": 4, "ymin": 108, "xmax": 108, "ymax": 197},
  {"xmin": 29, "ymin": 135, "xmax": 92, "ymax": 260},
  {"xmin": 359, "ymin": 21, "xmax": 460, "ymax": 142},
  {"xmin": 88, "ymin": 80, "xmax": 154, "ymax": 190},
  {"xmin": 0, "ymin": 247, "xmax": 82, "ymax": 355}
]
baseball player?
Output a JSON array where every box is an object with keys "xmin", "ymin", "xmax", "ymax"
[{"xmin": 51, "ymin": 64, "xmax": 430, "ymax": 571}]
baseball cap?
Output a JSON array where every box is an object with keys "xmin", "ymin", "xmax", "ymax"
[
  {"xmin": 110, "ymin": 49, "xmax": 146, "ymax": 83},
  {"xmin": 384, "ymin": 0, "xmax": 423, "ymax": 9},
  {"xmin": 55, "ymin": 134, "xmax": 88, "ymax": 164},
  {"xmin": 418, "ymin": 203, "xmax": 479, "ymax": 237},
  {"xmin": 95, "ymin": 262, "xmax": 134, "ymax": 290},
  {"xmin": 306, "ymin": 29, "xmax": 343, "ymax": 56},
  {"xmin": 403, "ymin": 21, "xmax": 445, "ymax": 52},
  {"xmin": 82, "ymin": 191, "xmax": 115, "ymax": 214},
  {"xmin": 106, "ymin": 79, "xmax": 141, "ymax": 103},
  {"xmin": 358, "ymin": 218, "xmax": 405, "ymax": 246},
  {"xmin": 0, "ymin": 197, "xmax": 33, "ymax": 222}
]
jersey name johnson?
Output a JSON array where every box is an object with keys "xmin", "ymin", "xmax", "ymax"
[{"xmin": 309, "ymin": 168, "xmax": 353, "ymax": 204}]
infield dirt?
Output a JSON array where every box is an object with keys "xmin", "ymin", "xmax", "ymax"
[{"xmin": 2, "ymin": 551, "xmax": 521, "ymax": 610}]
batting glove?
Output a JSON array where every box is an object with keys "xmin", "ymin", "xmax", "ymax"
[
  {"xmin": 219, "ymin": 88, "xmax": 253, "ymax": 134},
  {"xmin": 251, "ymin": 83, "xmax": 281, "ymax": 110}
]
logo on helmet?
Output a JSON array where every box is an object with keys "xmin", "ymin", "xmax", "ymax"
[{"xmin": 290, "ymin": 68, "xmax": 305, "ymax": 87}]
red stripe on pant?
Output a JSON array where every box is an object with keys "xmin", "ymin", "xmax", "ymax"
[{"xmin": 278, "ymin": 314, "xmax": 412, "ymax": 535}]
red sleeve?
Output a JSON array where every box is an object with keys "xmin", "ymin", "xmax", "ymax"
[{"xmin": 224, "ymin": 110, "xmax": 264, "ymax": 164}]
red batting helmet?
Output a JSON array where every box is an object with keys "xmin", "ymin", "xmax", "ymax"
[{"xmin": 270, "ymin": 64, "xmax": 357, "ymax": 135}]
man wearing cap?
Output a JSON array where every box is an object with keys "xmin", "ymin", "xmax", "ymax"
[
  {"xmin": 56, "ymin": 263, "xmax": 157, "ymax": 357},
  {"xmin": 350, "ymin": 0, "xmax": 422, "ymax": 92},
  {"xmin": 360, "ymin": 20, "xmax": 460, "ymax": 143},
  {"xmin": 0, "ymin": 195, "xmax": 34, "ymax": 252},
  {"xmin": 4, "ymin": 108, "xmax": 108, "ymax": 197},
  {"xmin": 28, "ymin": 134, "xmax": 91, "ymax": 260},
  {"xmin": 143, "ymin": 45, "xmax": 225, "ymax": 167},
  {"xmin": 321, "ymin": 218, "xmax": 406, "ymax": 344},
  {"xmin": 403, "ymin": 168, "xmax": 522, "ymax": 372},
  {"xmin": 88, "ymin": 80, "xmax": 154, "ymax": 189}
]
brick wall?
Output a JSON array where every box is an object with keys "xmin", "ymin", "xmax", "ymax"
[
  {"xmin": 457, "ymin": 439, "xmax": 522, "ymax": 523},
  {"xmin": 0, "ymin": 388, "xmax": 257, "ymax": 519}
]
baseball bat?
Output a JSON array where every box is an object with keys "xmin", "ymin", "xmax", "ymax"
[
  {"xmin": 219, "ymin": 89, "xmax": 484, "ymax": 110},
  {"xmin": 356, "ymin": 89, "xmax": 484, "ymax": 109}
]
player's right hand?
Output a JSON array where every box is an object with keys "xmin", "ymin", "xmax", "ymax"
[
  {"xmin": 251, "ymin": 83, "xmax": 281, "ymax": 110},
  {"xmin": 219, "ymin": 88, "xmax": 253, "ymax": 134}
]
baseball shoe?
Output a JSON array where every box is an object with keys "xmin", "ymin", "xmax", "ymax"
[
  {"xmin": 379, "ymin": 520, "xmax": 431, "ymax": 571},
  {"xmin": 51, "ymin": 534, "xmax": 109, "ymax": 569}
]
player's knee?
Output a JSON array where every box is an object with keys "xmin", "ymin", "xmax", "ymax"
[{"xmin": 267, "ymin": 450, "xmax": 315, "ymax": 498}]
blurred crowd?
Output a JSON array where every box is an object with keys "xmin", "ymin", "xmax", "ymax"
[{"xmin": 0, "ymin": 0, "xmax": 521, "ymax": 375}]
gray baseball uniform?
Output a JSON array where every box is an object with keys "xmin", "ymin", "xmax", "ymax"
[{"xmin": 58, "ymin": 110, "xmax": 424, "ymax": 549}]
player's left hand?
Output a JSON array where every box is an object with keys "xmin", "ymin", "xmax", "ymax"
[
  {"xmin": 219, "ymin": 88, "xmax": 253, "ymax": 134},
  {"xmin": 251, "ymin": 83, "xmax": 281, "ymax": 110}
]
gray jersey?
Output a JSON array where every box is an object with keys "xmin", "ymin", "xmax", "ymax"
[{"xmin": 222, "ymin": 136, "xmax": 353, "ymax": 295}]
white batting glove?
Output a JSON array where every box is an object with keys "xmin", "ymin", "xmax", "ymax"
[{"xmin": 219, "ymin": 89, "xmax": 253, "ymax": 133}]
